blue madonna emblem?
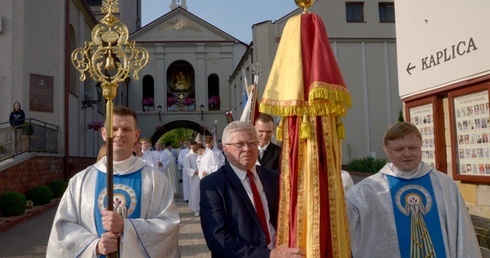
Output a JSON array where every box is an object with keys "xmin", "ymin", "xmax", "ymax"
[
  {"xmin": 97, "ymin": 184, "xmax": 138, "ymax": 218},
  {"xmin": 94, "ymin": 169, "xmax": 142, "ymax": 239},
  {"xmin": 394, "ymin": 184, "xmax": 432, "ymax": 216}
]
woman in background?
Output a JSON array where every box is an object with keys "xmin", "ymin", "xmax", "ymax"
[{"xmin": 9, "ymin": 102, "xmax": 25, "ymax": 127}]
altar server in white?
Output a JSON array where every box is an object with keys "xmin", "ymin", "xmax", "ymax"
[
  {"xmin": 154, "ymin": 141, "xmax": 171, "ymax": 177},
  {"xmin": 346, "ymin": 122, "xmax": 481, "ymax": 258},
  {"xmin": 198, "ymin": 135, "xmax": 225, "ymax": 178},
  {"xmin": 184, "ymin": 141, "xmax": 201, "ymax": 216},
  {"xmin": 178, "ymin": 141, "xmax": 191, "ymax": 202},
  {"xmin": 164, "ymin": 142, "xmax": 179, "ymax": 194}
]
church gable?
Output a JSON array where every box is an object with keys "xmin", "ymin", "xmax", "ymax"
[{"xmin": 131, "ymin": 8, "xmax": 239, "ymax": 43}]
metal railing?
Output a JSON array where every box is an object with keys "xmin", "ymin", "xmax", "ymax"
[{"xmin": 0, "ymin": 118, "xmax": 59, "ymax": 161}]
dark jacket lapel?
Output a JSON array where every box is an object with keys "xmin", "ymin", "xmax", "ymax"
[{"xmin": 222, "ymin": 163, "xmax": 258, "ymax": 219}]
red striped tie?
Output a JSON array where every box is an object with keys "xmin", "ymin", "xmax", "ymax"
[{"xmin": 246, "ymin": 170, "xmax": 271, "ymax": 244}]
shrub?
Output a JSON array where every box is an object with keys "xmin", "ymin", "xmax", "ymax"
[
  {"xmin": 24, "ymin": 123, "xmax": 34, "ymax": 135},
  {"xmin": 0, "ymin": 191, "xmax": 26, "ymax": 217},
  {"xmin": 398, "ymin": 110, "xmax": 405, "ymax": 122},
  {"xmin": 47, "ymin": 180, "xmax": 68, "ymax": 198},
  {"xmin": 346, "ymin": 156, "xmax": 387, "ymax": 174},
  {"xmin": 25, "ymin": 185, "xmax": 53, "ymax": 206}
]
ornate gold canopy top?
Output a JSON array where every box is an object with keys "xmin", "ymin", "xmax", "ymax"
[{"xmin": 295, "ymin": 0, "xmax": 314, "ymax": 13}]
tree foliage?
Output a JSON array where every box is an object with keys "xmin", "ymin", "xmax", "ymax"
[{"xmin": 159, "ymin": 128, "xmax": 194, "ymax": 147}]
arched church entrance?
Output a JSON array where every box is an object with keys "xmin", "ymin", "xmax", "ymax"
[{"xmin": 150, "ymin": 119, "xmax": 212, "ymax": 146}]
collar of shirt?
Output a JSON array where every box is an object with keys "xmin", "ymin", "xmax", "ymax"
[
  {"xmin": 258, "ymin": 142, "xmax": 270, "ymax": 152},
  {"xmin": 229, "ymin": 163, "xmax": 257, "ymax": 181}
]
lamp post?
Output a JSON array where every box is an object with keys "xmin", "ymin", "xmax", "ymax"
[
  {"xmin": 200, "ymin": 104, "xmax": 205, "ymax": 121},
  {"xmin": 157, "ymin": 105, "xmax": 162, "ymax": 121},
  {"xmin": 71, "ymin": 1, "xmax": 148, "ymax": 256}
]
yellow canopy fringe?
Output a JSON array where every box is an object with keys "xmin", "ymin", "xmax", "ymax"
[
  {"xmin": 276, "ymin": 118, "xmax": 284, "ymax": 142},
  {"xmin": 259, "ymin": 84, "xmax": 351, "ymax": 118}
]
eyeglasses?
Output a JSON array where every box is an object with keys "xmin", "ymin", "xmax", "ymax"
[{"xmin": 225, "ymin": 141, "xmax": 259, "ymax": 149}]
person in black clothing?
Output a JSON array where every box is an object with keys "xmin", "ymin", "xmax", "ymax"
[
  {"xmin": 9, "ymin": 102, "xmax": 25, "ymax": 127},
  {"xmin": 254, "ymin": 113, "xmax": 281, "ymax": 171}
]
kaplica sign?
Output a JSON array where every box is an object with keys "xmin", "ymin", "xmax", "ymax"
[{"xmin": 395, "ymin": 0, "xmax": 490, "ymax": 98}]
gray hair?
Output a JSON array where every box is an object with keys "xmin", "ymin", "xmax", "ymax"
[{"xmin": 222, "ymin": 121, "xmax": 259, "ymax": 144}]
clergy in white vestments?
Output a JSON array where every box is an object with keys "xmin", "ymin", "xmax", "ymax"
[
  {"xmin": 137, "ymin": 137, "xmax": 158, "ymax": 169},
  {"xmin": 154, "ymin": 141, "xmax": 171, "ymax": 177},
  {"xmin": 212, "ymin": 147, "xmax": 225, "ymax": 168},
  {"xmin": 164, "ymin": 142, "xmax": 179, "ymax": 194},
  {"xmin": 198, "ymin": 136, "xmax": 225, "ymax": 178},
  {"xmin": 341, "ymin": 170, "xmax": 354, "ymax": 192},
  {"xmin": 46, "ymin": 106, "xmax": 180, "ymax": 257},
  {"xmin": 196, "ymin": 143, "xmax": 206, "ymax": 178},
  {"xmin": 208, "ymin": 137, "xmax": 226, "ymax": 168},
  {"xmin": 346, "ymin": 122, "xmax": 481, "ymax": 258},
  {"xmin": 178, "ymin": 141, "xmax": 191, "ymax": 202},
  {"xmin": 184, "ymin": 141, "xmax": 200, "ymax": 216}
]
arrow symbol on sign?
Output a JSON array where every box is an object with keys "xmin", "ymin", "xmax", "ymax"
[{"xmin": 406, "ymin": 63, "xmax": 416, "ymax": 75}]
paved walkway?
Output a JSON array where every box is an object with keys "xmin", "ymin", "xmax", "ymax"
[
  {"xmin": 0, "ymin": 174, "xmax": 487, "ymax": 257},
  {"xmin": 0, "ymin": 195, "xmax": 210, "ymax": 257}
]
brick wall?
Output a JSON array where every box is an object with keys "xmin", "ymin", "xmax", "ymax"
[{"xmin": 0, "ymin": 156, "xmax": 95, "ymax": 194}]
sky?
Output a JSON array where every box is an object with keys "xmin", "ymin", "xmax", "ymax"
[{"xmin": 141, "ymin": 0, "xmax": 299, "ymax": 43}]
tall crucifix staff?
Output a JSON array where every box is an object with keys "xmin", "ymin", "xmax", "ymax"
[{"xmin": 71, "ymin": 0, "xmax": 149, "ymax": 256}]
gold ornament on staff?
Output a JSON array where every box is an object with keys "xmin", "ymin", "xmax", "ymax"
[
  {"xmin": 295, "ymin": 0, "xmax": 313, "ymax": 13},
  {"xmin": 71, "ymin": 0, "xmax": 148, "ymax": 256}
]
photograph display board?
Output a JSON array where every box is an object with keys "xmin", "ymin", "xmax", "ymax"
[
  {"xmin": 452, "ymin": 90, "xmax": 490, "ymax": 177},
  {"xmin": 409, "ymin": 103, "xmax": 435, "ymax": 168},
  {"xmin": 405, "ymin": 96, "xmax": 446, "ymax": 173}
]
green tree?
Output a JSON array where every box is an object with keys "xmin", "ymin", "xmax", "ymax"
[
  {"xmin": 398, "ymin": 109, "xmax": 404, "ymax": 122},
  {"xmin": 159, "ymin": 128, "xmax": 194, "ymax": 147}
]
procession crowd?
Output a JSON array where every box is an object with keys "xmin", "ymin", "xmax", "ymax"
[{"xmin": 45, "ymin": 106, "xmax": 481, "ymax": 257}]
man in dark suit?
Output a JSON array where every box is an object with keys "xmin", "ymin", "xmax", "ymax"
[
  {"xmin": 255, "ymin": 113, "xmax": 281, "ymax": 171},
  {"xmin": 200, "ymin": 121, "xmax": 304, "ymax": 258}
]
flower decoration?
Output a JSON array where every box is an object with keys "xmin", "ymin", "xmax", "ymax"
[
  {"xmin": 208, "ymin": 96, "xmax": 220, "ymax": 106},
  {"xmin": 87, "ymin": 120, "xmax": 104, "ymax": 131},
  {"xmin": 167, "ymin": 95, "xmax": 177, "ymax": 107},
  {"xmin": 183, "ymin": 98, "xmax": 195, "ymax": 106},
  {"xmin": 141, "ymin": 97, "xmax": 154, "ymax": 106}
]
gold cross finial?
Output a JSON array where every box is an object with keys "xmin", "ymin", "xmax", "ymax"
[{"xmin": 101, "ymin": 0, "xmax": 119, "ymax": 14}]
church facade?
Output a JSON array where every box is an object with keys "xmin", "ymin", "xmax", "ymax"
[
  {"xmin": 0, "ymin": 0, "xmax": 398, "ymax": 163},
  {"xmin": 128, "ymin": 6, "xmax": 247, "ymax": 144}
]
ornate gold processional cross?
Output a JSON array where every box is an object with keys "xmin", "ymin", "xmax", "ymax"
[{"xmin": 71, "ymin": 0, "xmax": 149, "ymax": 256}]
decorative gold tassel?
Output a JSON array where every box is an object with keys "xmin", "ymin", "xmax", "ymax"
[
  {"xmin": 336, "ymin": 117, "xmax": 345, "ymax": 139},
  {"xmin": 300, "ymin": 115, "xmax": 311, "ymax": 140},
  {"xmin": 276, "ymin": 118, "xmax": 284, "ymax": 142}
]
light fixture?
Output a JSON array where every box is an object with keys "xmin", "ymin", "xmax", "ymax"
[
  {"xmin": 200, "ymin": 104, "xmax": 205, "ymax": 121},
  {"xmin": 157, "ymin": 105, "xmax": 162, "ymax": 121},
  {"xmin": 81, "ymin": 83, "xmax": 102, "ymax": 109}
]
